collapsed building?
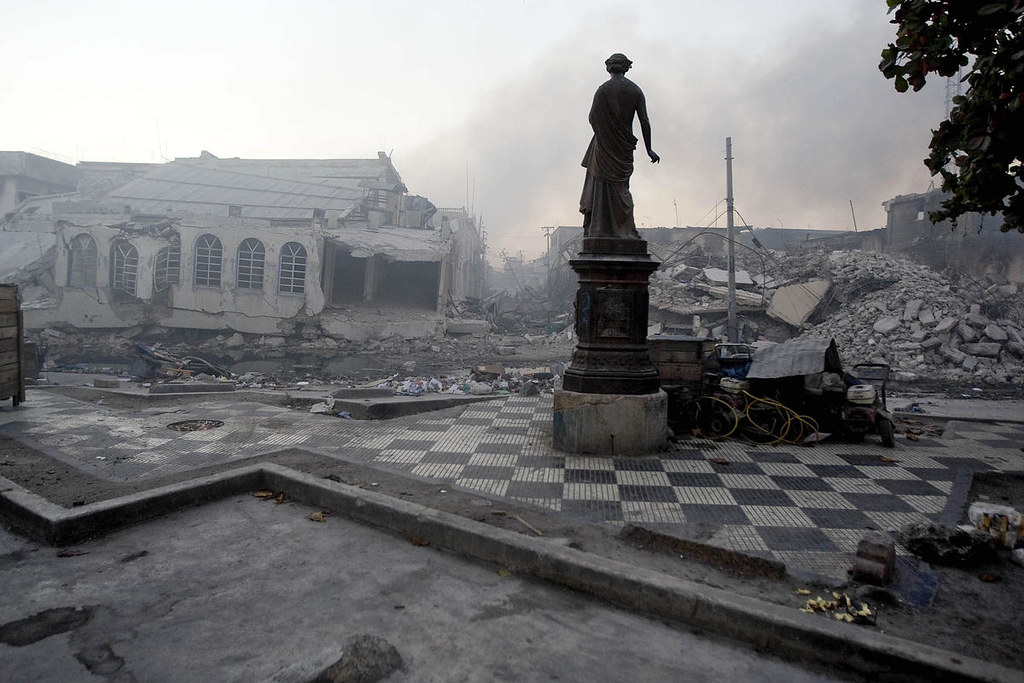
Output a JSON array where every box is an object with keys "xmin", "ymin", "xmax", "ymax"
[
  {"xmin": 0, "ymin": 151, "xmax": 486, "ymax": 367},
  {"xmin": 540, "ymin": 218, "xmax": 1024, "ymax": 387}
]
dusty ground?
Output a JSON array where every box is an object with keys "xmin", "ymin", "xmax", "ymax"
[
  {"xmin": 10, "ymin": 333, "xmax": 1024, "ymax": 671},
  {"xmin": 1, "ymin": 424, "xmax": 1022, "ymax": 672}
]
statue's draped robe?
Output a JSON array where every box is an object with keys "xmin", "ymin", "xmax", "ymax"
[{"xmin": 579, "ymin": 77, "xmax": 642, "ymax": 238}]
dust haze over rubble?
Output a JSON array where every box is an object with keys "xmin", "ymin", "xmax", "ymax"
[{"xmin": 403, "ymin": 4, "xmax": 946, "ymax": 258}]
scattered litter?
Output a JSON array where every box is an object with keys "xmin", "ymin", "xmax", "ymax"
[
  {"xmin": 967, "ymin": 501, "xmax": 1022, "ymax": 548},
  {"xmin": 309, "ymin": 511, "xmax": 327, "ymax": 523},
  {"xmin": 799, "ymin": 592, "xmax": 875, "ymax": 625},
  {"xmin": 411, "ymin": 537, "xmax": 430, "ymax": 547},
  {"xmin": 497, "ymin": 568, "xmax": 512, "ymax": 578}
]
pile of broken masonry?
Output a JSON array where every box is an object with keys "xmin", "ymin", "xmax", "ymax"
[{"xmin": 805, "ymin": 250, "xmax": 1023, "ymax": 386}]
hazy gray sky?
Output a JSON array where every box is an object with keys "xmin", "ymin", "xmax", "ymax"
[{"xmin": 2, "ymin": 0, "xmax": 945, "ymax": 258}]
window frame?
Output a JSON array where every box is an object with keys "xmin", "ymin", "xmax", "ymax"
[
  {"xmin": 110, "ymin": 240, "xmax": 139, "ymax": 297},
  {"xmin": 67, "ymin": 233, "xmax": 98, "ymax": 288},
  {"xmin": 236, "ymin": 238, "xmax": 266, "ymax": 290},
  {"xmin": 278, "ymin": 242, "xmax": 307, "ymax": 295},
  {"xmin": 194, "ymin": 234, "xmax": 223, "ymax": 287}
]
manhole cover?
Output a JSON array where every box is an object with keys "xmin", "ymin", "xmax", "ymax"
[{"xmin": 167, "ymin": 419, "xmax": 224, "ymax": 432}]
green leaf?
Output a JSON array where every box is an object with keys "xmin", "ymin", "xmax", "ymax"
[
  {"xmin": 895, "ymin": 74, "xmax": 909, "ymax": 93},
  {"xmin": 979, "ymin": 4, "xmax": 1005, "ymax": 15}
]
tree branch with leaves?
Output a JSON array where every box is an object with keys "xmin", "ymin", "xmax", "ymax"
[{"xmin": 880, "ymin": 0, "xmax": 1024, "ymax": 232}]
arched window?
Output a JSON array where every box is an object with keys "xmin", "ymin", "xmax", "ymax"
[
  {"xmin": 110, "ymin": 241, "xmax": 139, "ymax": 297},
  {"xmin": 154, "ymin": 236, "xmax": 181, "ymax": 292},
  {"xmin": 236, "ymin": 238, "xmax": 266, "ymax": 289},
  {"xmin": 67, "ymin": 234, "xmax": 97, "ymax": 287},
  {"xmin": 278, "ymin": 242, "xmax": 307, "ymax": 294},
  {"xmin": 194, "ymin": 234, "xmax": 223, "ymax": 287}
]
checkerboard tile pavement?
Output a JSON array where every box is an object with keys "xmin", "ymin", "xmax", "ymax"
[{"xmin": 2, "ymin": 390, "xmax": 1023, "ymax": 580}]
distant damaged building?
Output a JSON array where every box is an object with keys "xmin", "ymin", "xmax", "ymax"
[{"xmin": 1, "ymin": 151, "xmax": 485, "ymax": 340}]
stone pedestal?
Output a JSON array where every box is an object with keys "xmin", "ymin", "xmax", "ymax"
[
  {"xmin": 553, "ymin": 389, "xmax": 667, "ymax": 455},
  {"xmin": 555, "ymin": 237, "xmax": 665, "ymax": 454},
  {"xmin": 561, "ymin": 238, "xmax": 661, "ymax": 395}
]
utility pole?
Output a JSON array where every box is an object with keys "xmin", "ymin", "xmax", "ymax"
[
  {"xmin": 542, "ymin": 225, "xmax": 554, "ymax": 327},
  {"xmin": 726, "ymin": 137, "xmax": 737, "ymax": 343},
  {"xmin": 849, "ymin": 200, "xmax": 858, "ymax": 232},
  {"xmin": 673, "ymin": 198, "xmax": 679, "ymax": 228}
]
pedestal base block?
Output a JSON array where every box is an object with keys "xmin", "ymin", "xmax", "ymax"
[{"xmin": 553, "ymin": 389, "xmax": 667, "ymax": 455}]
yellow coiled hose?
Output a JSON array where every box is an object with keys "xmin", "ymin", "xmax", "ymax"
[{"xmin": 683, "ymin": 390, "xmax": 820, "ymax": 445}]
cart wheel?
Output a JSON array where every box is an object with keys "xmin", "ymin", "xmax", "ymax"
[
  {"xmin": 707, "ymin": 405, "xmax": 738, "ymax": 438},
  {"xmin": 878, "ymin": 418, "xmax": 895, "ymax": 448}
]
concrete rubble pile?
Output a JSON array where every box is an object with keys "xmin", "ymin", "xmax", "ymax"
[
  {"xmin": 649, "ymin": 260, "xmax": 763, "ymax": 315},
  {"xmin": 804, "ymin": 250, "xmax": 1024, "ymax": 386}
]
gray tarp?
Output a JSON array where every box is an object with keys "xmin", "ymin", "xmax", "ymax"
[{"xmin": 746, "ymin": 337, "xmax": 843, "ymax": 379}]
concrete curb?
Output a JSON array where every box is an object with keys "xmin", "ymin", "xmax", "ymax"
[
  {"xmin": 29, "ymin": 384, "xmax": 507, "ymax": 419},
  {"xmin": 0, "ymin": 465, "xmax": 1019, "ymax": 683}
]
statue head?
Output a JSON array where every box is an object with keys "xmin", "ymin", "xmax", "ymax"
[{"xmin": 605, "ymin": 53, "xmax": 632, "ymax": 74}]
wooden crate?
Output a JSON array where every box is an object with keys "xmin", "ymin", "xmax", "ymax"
[
  {"xmin": 648, "ymin": 335, "xmax": 717, "ymax": 384},
  {"xmin": 0, "ymin": 284, "xmax": 25, "ymax": 407}
]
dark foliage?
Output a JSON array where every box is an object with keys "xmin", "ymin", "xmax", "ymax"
[{"xmin": 880, "ymin": 0, "xmax": 1024, "ymax": 232}]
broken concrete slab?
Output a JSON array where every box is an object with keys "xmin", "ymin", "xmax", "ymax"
[
  {"xmin": 967, "ymin": 310, "xmax": 991, "ymax": 327},
  {"xmin": 872, "ymin": 316, "xmax": 901, "ymax": 335},
  {"xmin": 766, "ymin": 279, "xmax": 830, "ymax": 327},
  {"xmin": 957, "ymin": 324, "xmax": 979, "ymax": 342},
  {"xmin": 961, "ymin": 342, "xmax": 1002, "ymax": 358},
  {"xmin": 903, "ymin": 299, "xmax": 923, "ymax": 321},
  {"xmin": 940, "ymin": 344, "xmax": 966, "ymax": 364},
  {"xmin": 701, "ymin": 267, "xmax": 754, "ymax": 287},
  {"xmin": 934, "ymin": 317, "xmax": 957, "ymax": 334},
  {"xmin": 984, "ymin": 324, "xmax": 1008, "ymax": 342}
]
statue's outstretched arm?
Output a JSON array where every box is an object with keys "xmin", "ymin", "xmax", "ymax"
[{"xmin": 637, "ymin": 94, "xmax": 660, "ymax": 163}]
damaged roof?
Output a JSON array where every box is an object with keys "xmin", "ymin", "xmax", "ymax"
[
  {"xmin": 172, "ymin": 152, "xmax": 406, "ymax": 193},
  {"xmin": 108, "ymin": 161, "xmax": 367, "ymax": 220},
  {"xmin": 324, "ymin": 225, "xmax": 447, "ymax": 261}
]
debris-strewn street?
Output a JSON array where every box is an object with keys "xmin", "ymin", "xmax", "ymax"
[{"xmin": 1, "ymin": 380, "xmax": 1023, "ymax": 678}]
